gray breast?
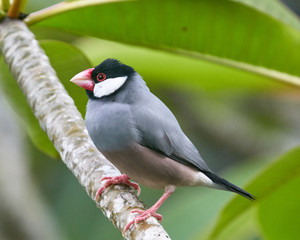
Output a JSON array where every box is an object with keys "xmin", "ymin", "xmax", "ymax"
[{"xmin": 85, "ymin": 100, "xmax": 140, "ymax": 151}]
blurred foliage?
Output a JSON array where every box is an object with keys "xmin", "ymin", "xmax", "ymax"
[{"xmin": 1, "ymin": 0, "xmax": 300, "ymax": 240}]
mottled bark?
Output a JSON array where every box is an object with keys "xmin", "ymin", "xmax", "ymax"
[{"xmin": 0, "ymin": 18, "xmax": 170, "ymax": 240}]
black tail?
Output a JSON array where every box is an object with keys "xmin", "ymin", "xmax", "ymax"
[{"xmin": 203, "ymin": 171, "xmax": 256, "ymax": 201}]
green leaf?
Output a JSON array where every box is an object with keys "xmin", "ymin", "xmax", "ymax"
[
  {"xmin": 73, "ymin": 37, "xmax": 289, "ymax": 93},
  {"xmin": 258, "ymin": 174, "xmax": 300, "ymax": 240},
  {"xmin": 205, "ymin": 207, "xmax": 260, "ymax": 240},
  {"xmin": 208, "ymin": 146, "xmax": 300, "ymax": 239},
  {"xmin": 0, "ymin": 40, "xmax": 91, "ymax": 157},
  {"xmin": 28, "ymin": 0, "xmax": 300, "ymax": 86},
  {"xmin": 233, "ymin": 0, "xmax": 300, "ymax": 31}
]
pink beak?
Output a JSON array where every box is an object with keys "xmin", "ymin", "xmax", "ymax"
[{"xmin": 70, "ymin": 68, "xmax": 95, "ymax": 91}]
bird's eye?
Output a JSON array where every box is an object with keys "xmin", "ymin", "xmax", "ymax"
[{"xmin": 96, "ymin": 73, "xmax": 106, "ymax": 82}]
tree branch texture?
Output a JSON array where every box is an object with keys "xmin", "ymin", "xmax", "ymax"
[{"xmin": 0, "ymin": 18, "xmax": 170, "ymax": 240}]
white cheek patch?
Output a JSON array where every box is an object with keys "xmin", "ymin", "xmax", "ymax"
[{"xmin": 93, "ymin": 76, "xmax": 127, "ymax": 98}]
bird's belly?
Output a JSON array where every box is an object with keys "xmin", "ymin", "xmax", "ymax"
[{"xmin": 102, "ymin": 144, "xmax": 200, "ymax": 189}]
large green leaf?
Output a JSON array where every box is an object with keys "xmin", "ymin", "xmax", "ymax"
[
  {"xmin": 0, "ymin": 40, "xmax": 91, "ymax": 157},
  {"xmin": 258, "ymin": 174, "xmax": 300, "ymax": 240},
  {"xmin": 74, "ymin": 37, "xmax": 291, "ymax": 93},
  {"xmin": 27, "ymin": 0, "xmax": 300, "ymax": 86},
  {"xmin": 233, "ymin": 0, "xmax": 300, "ymax": 31},
  {"xmin": 207, "ymin": 146, "xmax": 300, "ymax": 239}
]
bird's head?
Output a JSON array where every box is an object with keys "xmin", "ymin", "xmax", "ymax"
[{"xmin": 71, "ymin": 58, "xmax": 135, "ymax": 99}]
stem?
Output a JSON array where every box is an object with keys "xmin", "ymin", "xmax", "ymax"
[
  {"xmin": 7, "ymin": 0, "xmax": 25, "ymax": 18},
  {"xmin": 0, "ymin": 18, "xmax": 171, "ymax": 240}
]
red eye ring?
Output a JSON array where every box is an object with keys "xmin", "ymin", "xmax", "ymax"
[{"xmin": 96, "ymin": 73, "xmax": 106, "ymax": 82}]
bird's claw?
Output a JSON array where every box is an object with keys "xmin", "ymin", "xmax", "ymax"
[
  {"xmin": 131, "ymin": 209, "xmax": 163, "ymax": 223},
  {"xmin": 122, "ymin": 208, "xmax": 163, "ymax": 235},
  {"xmin": 95, "ymin": 174, "xmax": 141, "ymax": 201}
]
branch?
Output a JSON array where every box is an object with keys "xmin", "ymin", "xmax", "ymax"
[
  {"xmin": 7, "ymin": 0, "xmax": 23, "ymax": 18},
  {"xmin": 0, "ymin": 18, "xmax": 170, "ymax": 240}
]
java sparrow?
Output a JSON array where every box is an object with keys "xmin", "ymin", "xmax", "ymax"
[{"xmin": 71, "ymin": 58, "xmax": 255, "ymax": 233}]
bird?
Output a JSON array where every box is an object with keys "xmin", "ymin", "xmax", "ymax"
[{"xmin": 70, "ymin": 58, "xmax": 255, "ymax": 233}]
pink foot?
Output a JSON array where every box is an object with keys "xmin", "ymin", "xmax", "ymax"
[
  {"xmin": 123, "ymin": 207, "xmax": 163, "ymax": 235},
  {"xmin": 95, "ymin": 174, "xmax": 141, "ymax": 201},
  {"xmin": 122, "ymin": 185, "xmax": 175, "ymax": 235}
]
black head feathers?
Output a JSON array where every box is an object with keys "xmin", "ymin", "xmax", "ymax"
[{"xmin": 91, "ymin": 58, "xmax": 135, "ymax": 81}]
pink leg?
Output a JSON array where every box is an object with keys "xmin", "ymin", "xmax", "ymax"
[
  {"xmin": 95, "ymin": 174, "xmax": 141, "ymax": 201},
  {"xmin": 123, "ymin": 185, "xmax": 175, "ymax": 235}
]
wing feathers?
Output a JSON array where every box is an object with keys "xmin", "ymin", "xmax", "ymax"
[{"xmin": 132, "ymin": 93, "xmax": 211, "ymax": 172}]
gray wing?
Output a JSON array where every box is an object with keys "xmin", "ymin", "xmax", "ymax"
[{"xmin": 131, "ymin": 93, "xmax": 211, "ymax": 172}]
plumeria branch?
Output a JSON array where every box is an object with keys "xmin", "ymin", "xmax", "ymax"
[
  {"xmin": 0, "ymin": 18, "xmax": 170, "ymax": 240},
  {"xmin": 7, "ymin": 0, "xmax": 25, "ymax": 18}
]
